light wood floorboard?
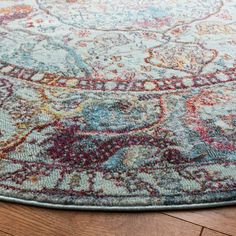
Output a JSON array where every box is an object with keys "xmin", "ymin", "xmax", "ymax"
[
  {"xmin": 0, "ymin": 202, "xmax": 236, "ymax": 236},
  {"xmin": 165, "ymin": 206, "xmax": 236, "ymax": 236}
]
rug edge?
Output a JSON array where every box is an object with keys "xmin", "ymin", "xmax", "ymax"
[{"xmin": 0, "ymin": 195, "xmax": 235, "ymax": 211}]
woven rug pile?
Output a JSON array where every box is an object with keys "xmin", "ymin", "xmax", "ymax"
[{"xmin": 0, "ymin": 0, "xmax": 236, "ymax": 210}]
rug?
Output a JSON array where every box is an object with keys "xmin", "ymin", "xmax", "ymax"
[{"xmin": 0, "ymin": 0, "xmax": 236, "ymax": 210}]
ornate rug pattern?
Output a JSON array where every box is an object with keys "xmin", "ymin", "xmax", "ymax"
[{"xmin": 0, "ymin": 0, "xmax": 236, "ymax": 209}]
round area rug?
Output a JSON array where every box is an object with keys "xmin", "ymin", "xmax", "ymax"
[{"xmin": 0, "ymin": 0, "xmax": 236, "ymax": 210}]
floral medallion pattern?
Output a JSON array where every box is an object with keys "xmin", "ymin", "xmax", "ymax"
[{"xmin": 0, "ymin": 0, "xmax": 236, "ymax": 208}]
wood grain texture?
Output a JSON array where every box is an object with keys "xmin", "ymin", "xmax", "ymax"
[
  {"xmin": 0, "ymin": 231, "xmax": 12, "ymax": 236},
  {"xmin": 201, "ymin": 228, "xmax": 229, "ymax": 236},
  {"xmin": 1, "ymin": 201, "xmax": 236, "ymax": 236},
  {"xmin": 70, "ymin": 211, "xmax": 201, "ymax": 236},
  {"xmin": 0, "ymin": 202, "xmax": 202, "ymax": 236},
  {"xmin": 165, "ymin": 206, "xmax": 236, "ymax": 236}
]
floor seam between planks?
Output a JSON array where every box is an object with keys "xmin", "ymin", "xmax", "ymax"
[
  {"xmin": 163, "ymin": 213, "xmax": 233, "ymax": 236},
  {"xmin": 199, "ymin": 227, "xmax": 204, "ymax": 236}
]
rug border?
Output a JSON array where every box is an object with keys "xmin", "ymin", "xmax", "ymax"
[{"xmin": 0, "ymin": 196, "xmax": 235, "ymax": 211}]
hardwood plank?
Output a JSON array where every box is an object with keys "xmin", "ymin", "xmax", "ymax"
[
  {"xmin": 0, "ymin": 231, "xmax": 12, "ymax": 236},
  {"xmin": 201, "ymin": 228, "xmax": 229, "ymax": 236},
  {"xmin": 0, "ymin": 202, "xmax": 74, "ymax": 236},
  {"xmin": 165, "ymin": 206, "xmax": 236, "ymax": 236},
  {"xmin": 0, "ymin": 202, "xmax": 202, "ymax": 236},
  {"xmin": 70, "ymin": 211, "xmax": 201, "ymax": 236}
]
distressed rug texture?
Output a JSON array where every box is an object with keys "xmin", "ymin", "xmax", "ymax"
[{"xmin": 0, "ymin": 0, "xmax": 236, "ymax": 210}]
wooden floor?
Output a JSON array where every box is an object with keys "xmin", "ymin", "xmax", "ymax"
[{"xmin": 0, "ymin": 203, "xmax": 235, "ymax": 236}]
